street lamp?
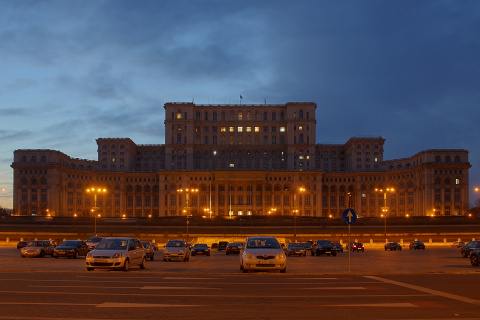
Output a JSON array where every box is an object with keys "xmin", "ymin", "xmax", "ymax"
[
  {"xmin": 177, "ymin": 188, "xmax": 198, "ymax": 242},
  {"xmin": 86, "ymin": 187, "xmax": 107, "ymax": 236},
  {"xmin": 375, "ymin": 188, "xmax": 395, "ymax": 243}
]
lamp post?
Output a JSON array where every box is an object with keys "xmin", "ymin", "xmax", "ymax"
[
  {"xmin": 177, "ymin": 188, "xmax": 198, "ymax": 242},
  {"xmin": 86, "ymin": 187, "xmax": 107, "ymax": 236},
  {"xmin": 292, "ymin": 187, "xmax": 305, "ymax": 242},
  {"xmin": 375, "ymin": 188, "xmax": 394, "ymax": 243}
]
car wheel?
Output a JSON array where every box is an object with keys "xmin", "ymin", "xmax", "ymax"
[
  {"xmin": 140, "ymin": 257, "xmax": 146, "ymax": 269},
  {"xmin": 87, "ymin": 267, "xmax": 94, "ymax": 271},
  {"xmin": 150, "ymin": 254, "xmax": 154, "ymax": 261},
  {"xmin": 280, "ymin": 268, "xmax": 286, "ymax": 273},
  {"xmin": 192, "ymin": 252, "xmax": 195, "ymax": 256},
  {"xmin": 123, "ymin": 259, "xmax": 130, "ymax": 272},
  {"xmin": 470, "ymin": 254, "xmax": 479, "ymax": 266},
  {"xmin": 40, "ymin": 251, "xmax": 45, "ymax": 258},
  {"xmin": 462, "ymin": 250, "xmax": 468, "ymax": 258},
  {"xmin": 74, "ymin": 251, "xmax": 79, "ymax": 259}
]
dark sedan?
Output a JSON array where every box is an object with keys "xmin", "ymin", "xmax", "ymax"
[
  {"xmin": 191, "ymin": 243, "xmax": 210, "ymax": 256},
  {"xmin": 287, "ymin": 243, "xmax": 306, "ymax": 256},
  {"xmin": 350, "ymin": 242, "xmax": 364, "ymax": 252},
  {"xmin": 16, "ymin": 241, "xmax": 29, "ymax": 249},
  {"xmin": 409, "ymin": 241, "xmax": 425, "ymax": 250},
  {"xmin": 384, "ymin": 242, "xmax": 402, "ymax": 251},
  {"xmin": 226, "ymin": 242, "xmax": 242, "ymax": 255},
  {"xmin": 53, "ymin": 240, "xmax": 89, "ymax": 258},
  {"xmin": 461, "ymin": 241, "xmax": 480, "ymax": 258}
]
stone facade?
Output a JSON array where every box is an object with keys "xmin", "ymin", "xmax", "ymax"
[{"xmin": 11, "ymin": 102, "xmax": 471, "ymax": 218}]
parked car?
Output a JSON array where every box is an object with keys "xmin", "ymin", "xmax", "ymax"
[
  {"xmin": 240, "ymin": 236, "xmax": 286, "ymax": 273},
  {"xmin": 141, "ymin": 241, "xmax": 155, "ymax": 261},
  {"xmin": 452, "ymin": 241, "xmax": 465, "ymax": 248},
  {"xmin": 312, "ymin": 240, "xmax": 336, "ymax": 256},
  {"xmin": 217, "ymin": 241, "xmax": 229, "ymax": 251},
  {"xmin": 191, "ymin": 243, "xmax": 210, "ymax": 256},
  {"xmin": 409, "ymin": 241, "xmax": 425, "ymax": 250},
  {"xmin": 301, "ymin": 242, "xmax": 314, "ymax": 252},
  {"xmin": 53, "ymin": 240, "xmax": 89, "ymax": 258},
  {"xmin": 226, "ymin": 242, "xmax": 243, "ymax": 255},
  {"xmin": 287, "ymin": 243, "xmax": 306, "ymax": 256},
  {"xmin": 385, "ymin": 242, "xmax": 402, "ymax": 251},
  {"xmin": 86, "ymin": 237, "xmax": 146, "ymax": 271},
  {"xmin": 470, "ymin": 249, "xmax": 480, "ymax": 266},
  {"xmin": 163, "ymin": 239, "xmax": 191, "ymax": 261},
  {"xmin": 85, "ymin": 236, "xmax": 104, "ymax": 251},
  {"xmin": 16, "ymin": 241, "xmax": 29, "ymax": 249},
  {"xmin": 460, "ymin": 241, "xmax": 480, "ymax": 258},
  {"xmin": 20, "ymin": 240, "xmax": 56, "ymax": 258},
  {"xmin": 350, "ymin": 242, "xmax": 364, "ymax": 252},
  {"xmin": 332, "ymin": 242, "xmax": 344, "ymax": 253}
]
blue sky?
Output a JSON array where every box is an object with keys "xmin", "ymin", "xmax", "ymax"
[{"xmin": 1, "ymin": 1, "xmax": 480, "ymax": 208}]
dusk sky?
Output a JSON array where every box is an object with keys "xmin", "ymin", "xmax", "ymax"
[{"xmin": 1, "ymin": 1, "xmax": 480, "ymax": 209}]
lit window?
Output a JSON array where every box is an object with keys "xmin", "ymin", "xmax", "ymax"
[
  {"xmin": 229, "ymin": 127, "xmax": 234, "ymax": 132},
  {"xmin": 246, "ymin": 127, "xmax": 252, "ymax": 132},
  {"xmin": 374, "ymin": 158, "xmax": 378, "ymax": 162},
  {"xmin": 238, "ymin": 127, "xmax": 243, "ymax": 132},
  {"xmin": 455, "ymin": 179, "xmax": 460, "ymax": 185},
  {"xmin": 230, "ymin": 163, "xmax": 235, "ymax": 167},
  {"xmin": 280, "ymin": 127, "xmax": 286, "ymax": 132},
  {"xmin": 221, "ymin": 127, "xmax": 226, "ymax": 132},
  {"xmin": 176, "ymin": 113, "xmax": 182, "ymax": 119},
  {"xmin": 299, "ymin": 126, "xmax": 303, "ymax": 131},
  {"xmin": 255, "ymin": 127, "xmax": 260, "ymax": 132}
]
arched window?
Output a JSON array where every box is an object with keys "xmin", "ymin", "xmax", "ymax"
[
  {"xmin": 40, "ymin": 156, "xmax": 47, "ymax": 163},
  {"xmin": 177, "ymin": 134, "xmax": 182, "ymax": 144},
  {"xmin": 272, "ymin": 112, "xmax": 276, "ymax": 120},
  {"xmin": 263, "ymin": 112, "xmax": 268, "ymax": 121},
  {"xmin": 455, "ymin": 155, "xmax": 461, "ymax": 163},
  {"xmin": 213, "ymin": 112, "xmax": 217, "ymax": 120},
  {"xmin": 299, "ymin": 110, "xmax": 304, "ymax": 119},
  {"xmin": 196, "ymin": 112, "xmax": 200, "ymax": 121},
  {"xmin": 299, "ymin": 134, "xmax": 304, "ymax": 144},
  {"xmin": 445, "ymin": 156, "xmax": 451, "ymax": 163},
  {"xmin": 435, "ymin": 156, "xmax": 441, "ymax": 163}
]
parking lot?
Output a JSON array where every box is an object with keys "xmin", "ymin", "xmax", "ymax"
[{"xmin": 2, "ymin": 243, "xmax": 478, "ymax": 275}]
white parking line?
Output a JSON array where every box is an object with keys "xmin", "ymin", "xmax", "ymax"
[
  {"xmin": 365, "ymin": 276, "xmax": 480, "ymax": 306},
  {"xmin": 96, "ymin": 302, "xmax": 207, "ymax": 308}
]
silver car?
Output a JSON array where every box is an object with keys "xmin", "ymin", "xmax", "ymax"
[
  {"xmin": 86, "ymin": 237, "xmax": 146, "ymax": 271},
  {"xmin": 240, "ymin": 236, "xmax": 286, "ymax": 273},
  {"xmin": 20, "ymin": 240, "xmax": 56, "ymax": 258},
  {"xmin": 163, "ymin": 239, "xmax": 190, "ymax": 261}
]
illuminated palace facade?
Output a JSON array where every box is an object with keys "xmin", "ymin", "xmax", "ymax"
[{"xmin": 11, "ymin": 102, "xmax": 471, "ymax": 218}]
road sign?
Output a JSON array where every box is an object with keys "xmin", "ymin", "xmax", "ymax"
[{"xmin": 342, "ymin": 208, "xmax": 357, "ymax": 224}]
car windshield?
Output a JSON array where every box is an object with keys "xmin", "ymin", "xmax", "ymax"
[
  {"xmin": 288, "ymin": 243, "xmax": 303, "ymax": 248},
  {"xmin": 95, "ymin": 239, "xmax": 127, "ymax": 250},
  {"xmin": 166, "ymin": 240, "xmax": 184, "ymax": 247},
  {"xmin": 141, "ymin": 242, "xmax": 149, "ymax": 248},
  {"xmin": 28, "ymin": 241, "xmax": 47, "ymax": 247},
  {"xmin": 247, "ymin": 238, "xmax": 280, "ymax": 249},
  {"xmin": 193, "ymin": 244, "xmax": 207, "ymax": 249},
  {"xmin": 60, "ymin": 241, "xmax": 78, "ymax": 246},
  {"xmin": 317, "ymin": 240, "xmax": 332, "ymax": 245},
  {"xmin": 87, "ymin": 237, "xmax": 103, "ymax": 243}
]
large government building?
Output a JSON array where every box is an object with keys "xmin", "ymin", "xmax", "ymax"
[{"xmin": 11, "ymin": 102, "xmax": 471, "ymax": 218}]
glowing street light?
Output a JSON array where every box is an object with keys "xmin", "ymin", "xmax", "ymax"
[
  {"xmin": 86, "ymin": 187, "xmax": 107, "ymax": 236},
  {"xmin": 375, "ymin": 188, "xmax": 395, "ymax": 243}
]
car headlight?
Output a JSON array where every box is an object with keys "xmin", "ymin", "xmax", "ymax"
[
  {"xmin": 68, "ymin": 249, "xmax": 75, "ymax": 253},
  {"xmin": 86, "ymin": 252, "xmax": 92, "ymax": 258},
  {"xmin": 179, "ymin": 250, "xmax": 184, "ymax": 254},
  {"xmin": 112, "ymin": 253, "xmax": 123, "ymax": 258},
  {"xmin": 246, "ymin": 252, "xmax": 252, "ymax": 258},
  {"xmin": 164, "ymin": 249, "xmax": 169, "ymax": 254}
]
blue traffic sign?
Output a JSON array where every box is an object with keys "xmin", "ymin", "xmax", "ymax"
[{"xmin": 342, "ymin": 208, "xmax": 357, "ymax": 224}]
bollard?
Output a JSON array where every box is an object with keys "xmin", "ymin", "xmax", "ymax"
[
  {"xmin": 6, "ymin": 237, "xmax": 9, "ymax": 244},
  {"xmin": 429, "ymin": 238, "xmax": 433, "ymax": 244},
  {"xmin": 20, "ymin": 237, "xmax": 23, "ymax": 241},
  {"xmin": 400, "ymin": 239, "xmax": 403, "ymax": 245},
  {"xmin": 444, "ymin": 238, "xmax": 447, "ymax": 243},
  {"xmin": 370, "ymin": 239, "xmax": 373, "ymax": 244}
]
